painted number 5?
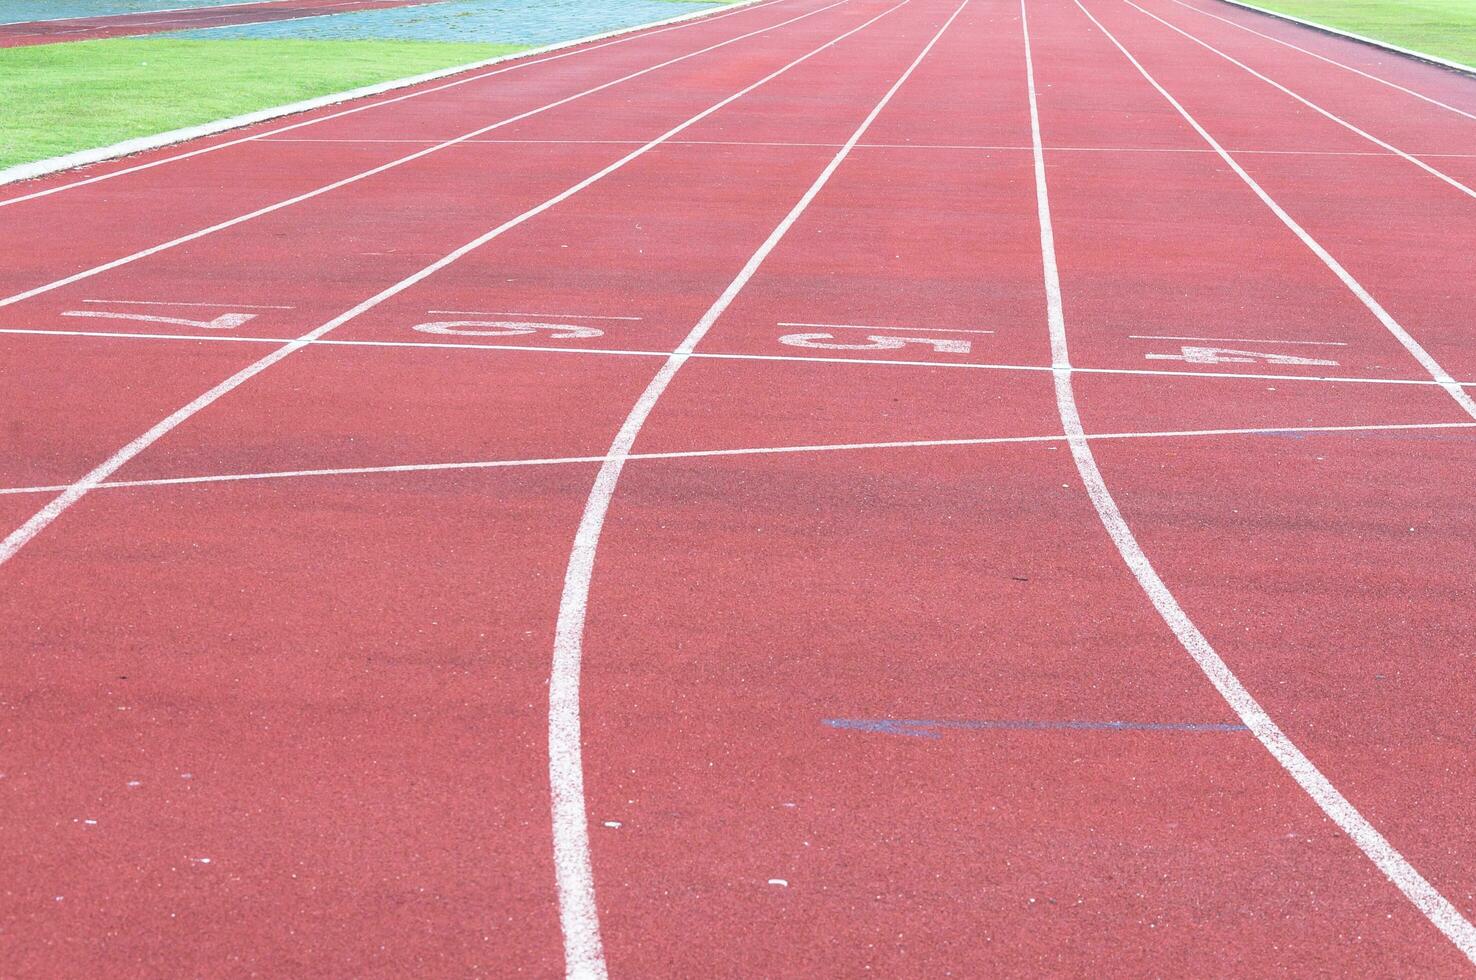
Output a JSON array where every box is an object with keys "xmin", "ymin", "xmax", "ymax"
[{"xmin": 778, "ymin": 332, "xmax": 971, "ymax": 354}]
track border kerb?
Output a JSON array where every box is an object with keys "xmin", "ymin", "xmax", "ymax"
[
  {"xmin": 0, "ymin": 0, "xmax": 779, "ymax": 188},
  {"xmin": 1212, "ymin": 0, "xmax": 1476, "ymax": 77}
]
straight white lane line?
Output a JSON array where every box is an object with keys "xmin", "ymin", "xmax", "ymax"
[
  {"xmin": 426, "ymin": 310, "xmax": 642, "ymax": 320},
  {"xmin": 1073, "ymin": 0, "xmax": 1476, "ymax": 421},
  {"xmin": 1120, "ymin": 0, "xmax": 1476, "ymax": 202},
  {"xmin": 10, "ymin": 325, "xmax": 1476, "ymax": 390},
  {"xmin": 1024, "ymin": 0, "xmax": 1476, "ymax": 961},
  {"xmin": 0, "ymin": 0, "xmax": 855, "ymax": 311},
  {"xmin": 81, "ymin": 298, "xmax": 297, "ymax": 309},
  {"xmin": 1128, "ymin": 333, "xmax": 1346, "ymax": 346},
  {"xmin": 0, "ymin": 0, "xmax": 910, "ymax": 572},
  {"xmin": 1165, "ymin": 0, "xmax": 1476, "ymax": 122},
  {"xmin": 3, "ymin": 419, "xmax": 1470, "ymax": 498},
  {"xmin": 778, "ymin": 320, "xmax": 994, "ymax": 333},
  {"xmin": 251, "ymin": 135, "xmax": 1476, "ymax": 159},
  {"xmin": 546, "ymin": 2, "xmax": 963, "ymax": 975},
  {"xmin": 0, "ymin": 0, "xmax": 790, "ymax": 200}
]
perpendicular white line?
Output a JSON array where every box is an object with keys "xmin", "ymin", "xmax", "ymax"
[
  {"xmin": 82, "ymin": 298, "xmax": 297, "ymax": 309},
  {"xmin": 0, "ymin": 0, "xmax": 789, "ymax": 196},
  {"xmin": 1166, "ymin": 0, "xmax": 1476, "ymax": 122},
  {"xmin": 1076, "ymin": 0, "xmax": 1476, "ymax": 422},
  {"xmin": 1129, "ymin": 333, "xmax": 1347, "ymax": 346},
  {"xmin": 248, "ymin": 135, "xmax": 1476, "ymax": 158},
  {"xmin": 1034, "ymin": 0, "xmax": 1476, "ymax": 961},
  {"xmin": 0, "ymin": 0, "xmax": 855, "ymax": 312},
  {"xmin": 1122, "ymin": 0, "xmax": 1476, "ymax": 202},
  {"xmin": 546, "ymin": 2, "xmax": 961, "ymax": 976},
  {"xmin": 778, "ymin": 321, "xmax": 994, "ymax": 333},
  {"xmin": 3, "ymin": 419, "xmax": 1471, "ymax": 498},
  {"xmin": 426, "ymin": 310, "xmax": 642, "ymax": 320},
  {"xmin": 8, "ymin": 325, "xmax": 1474, "ymax": 390}
]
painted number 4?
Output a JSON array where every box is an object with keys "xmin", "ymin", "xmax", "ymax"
[{"xmin": 1146, "ymin": 345, "xmax": 1338, "ymax": 367}]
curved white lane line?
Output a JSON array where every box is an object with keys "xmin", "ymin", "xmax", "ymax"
[
  {"xmin": 1071, "ymin": 0, "xmax": 1476, "ymax": 421},
  {"xmin": 546, "ymin": 2, "xmax": 969, "ymax": 974},
  {"xmin": 1022, "ymin": 0, "xmax": 1476, "ymax": 960},
  {"xmin": 0, "ymin": 0, "xmax": 789, "ymax": 195},
  {"xmin": 0, "ymin": 0, "xmax": 892, "ymax": 571},
  {"xmin": 1120, "ymin": 0, "xmax": 1476, "ymax": 201},
  {"xmin": 1164, "ymin": 0, "xmax": 1476, "ymax": 122},
  {"xmin": 0, "ymin": 0, "xmax": 855, "ymax": 310}
]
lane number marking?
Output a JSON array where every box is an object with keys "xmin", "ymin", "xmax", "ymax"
[
  {"xmin": 1145, "ymin": 345, "xmax": 1339, "ymax": 366},
  {"xmin": 412, "ymin": 319, "xmax": 604, "ymax": 339},
  {"xmin": 778, "ymin": 332, "xmax": 972, "ymax": 354},
  {"xmin": 62, "ymin": 309, "xmax": 257, "ymax": 330}
]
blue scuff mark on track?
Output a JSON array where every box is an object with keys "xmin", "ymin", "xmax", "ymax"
[
  {"xmin": 163, "ymin": 0, "xmax": 725, "ymax": 44},
  {"xmin": 823, "ymin": 718, "xmax": 1250, "ymax": 739}
]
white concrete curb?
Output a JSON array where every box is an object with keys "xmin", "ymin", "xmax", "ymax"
[
  {"xmin": 0, "ymin": 0, "xmax": 768, "ymax": 188},
  {"xmin": 1214, "ymin": 0, "xmax": 1476, "ymax": 78}
]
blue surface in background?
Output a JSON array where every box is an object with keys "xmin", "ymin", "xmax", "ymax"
[
  {"xmin": 0, "ymin": 0, "xmax": 243, "ymax": 23},
  {"xmin": 164, "ymin": 0, "xmax": 725, "ymax": 44}
]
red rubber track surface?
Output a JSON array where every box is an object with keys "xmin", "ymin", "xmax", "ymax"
[
  {"xmin": 0, "ymin": 0, "xmax": 442, "ymax": 47},
  {"xmin": 2, "ymin": 0, "xmax": 1475, "ymax": 974}
]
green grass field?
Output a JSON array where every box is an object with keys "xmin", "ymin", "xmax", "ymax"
[
  {"xmin": 0, "ymin": 37, "xmax": 524, "ymax": 170},
  {"xmin": 1241, "ymin": 0, "xmax": 1476, "ymax": 66}
]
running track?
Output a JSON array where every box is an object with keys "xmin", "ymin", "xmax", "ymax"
[
  {"xmin": 3, "ymin": 0, "xmax": 1476, "ymax": 973},
  {"xmin": 0, "ymin": 0, "xmax": 442, "ymax": 46}
]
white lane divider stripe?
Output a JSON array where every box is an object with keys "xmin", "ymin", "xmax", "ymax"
[
  {"xmin": 547, "ymin": 2, "xmax": 968, "ymax": 975},
  {"xmin": 1027, "ymin": 0, "xmax": 1476, "ymax": 961}
]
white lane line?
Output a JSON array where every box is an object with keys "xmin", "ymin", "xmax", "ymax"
[
  {"xmin": 778, "ymin": 321, "xmax": 994, "ymax": 333},
  {"xmin": 8, "ymin": 325, "xmax": 1474, "ymax": 391},
  {"xmin": 3, "ymin": 419, "xmax": 1470, "ymax": 498},
  {"xmin": 1121, "ymin": 0, "xmax": 1476, "ymax": 202},
  {"xmin": 426, "ymin": 310, "xmax": 642, "ymax": 320},
  {"xmin": 1027, "ymin": 0, "xmax": 1476, "ymax": 961},
  {"xmin": 0, "ymin": 0, "xmax": 855, "ymax": 312},
  {"xmin": 82, "ymin": 298, "xmax": 296, "ymax": 309},
  {"xmin": 1166, "ymin": 0, "xmax": 1476, "ymax": 122},
  {"xmin": 1075, "ymin": 0, "xmax": 1476, "ymax": 421},
  {"xmin": 0, "ymin": 0, "xmax": 907, "ymax": 569},
  {"xmin": 0, "ymin": 0, "xmax": 788, "ymax": 198},
  {"xmin": 1129, "ymin": 333, "xmax": 1347, "ymax": 346},
  {"xmin": 546, "ymin": 3, "xmax": 963, "ymax": 975}
]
